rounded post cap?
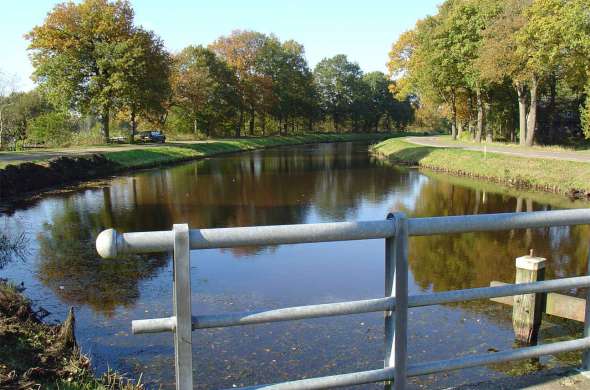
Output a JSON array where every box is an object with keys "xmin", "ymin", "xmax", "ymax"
[{"xmin": 96, "ymin": 228, "xmax": 118, "ymax": 259}]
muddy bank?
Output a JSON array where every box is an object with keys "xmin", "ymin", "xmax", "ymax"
[
  {"xmin": 0, "ymin": 280, "xmax": 141, "ymax": 389},
  {"xmin": 0, "ymin": 154, "xmax": 116, "ymax": 200}
]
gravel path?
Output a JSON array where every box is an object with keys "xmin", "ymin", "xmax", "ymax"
[
  {"xmin": 0, "ymin": 141, "xmax": 210, "ymax": 164},
  {"xmin": 406, "ymin": 136, "xmax": 590, "ymax": 163}
]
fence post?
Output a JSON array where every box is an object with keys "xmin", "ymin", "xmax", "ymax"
[
  {"xmin": 384, "ymin": 213, "xmax": 408, "ymax": 390},
  {"xmin": 513, "ymin": 250, "xmax": 546, "ymax": 345},
  {"xmin": 582, "ymin": 242, "xmax": 590, "ymax": 375},
  {"xmin": 173, "ymin": 224, "xmax": 193, "ymax": 390}
]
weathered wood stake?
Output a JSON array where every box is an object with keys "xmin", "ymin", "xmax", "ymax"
[{"xmin": 513, "ymin": 250, "xmax": 546, "ymax": 345}]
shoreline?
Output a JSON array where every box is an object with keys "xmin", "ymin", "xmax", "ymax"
[
  {"xmin": 371, "ymin": 138, "xmax": 590, "ymax": 200},
  {"xmin": 0, "ymin": 280, "xmax": 142, "ymax": 389},
  {"xmin": 0, "ymin": 133, "xmax": 396, "ymax": 202}
]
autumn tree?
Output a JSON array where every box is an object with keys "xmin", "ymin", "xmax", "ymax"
[
  {"xmin": 171, "ymin": 45, "xmax": 239, "ymax": 137},
  {"xmin": 210, "ymin": 30, "xmax": 269, "ymax": 137},
  {"xmin": 26, "ymin": 0, "xmax": 154, "ymax": 143}
]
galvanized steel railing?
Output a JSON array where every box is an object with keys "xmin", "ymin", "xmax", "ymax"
[{"xmin": 96, "ymin": 209, "xmax": 590, "ymax": 390}]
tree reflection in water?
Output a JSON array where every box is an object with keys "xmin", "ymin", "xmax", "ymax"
[{"xmin": 35, "ymin": 142, "xmax": 590, "ymax": 316}]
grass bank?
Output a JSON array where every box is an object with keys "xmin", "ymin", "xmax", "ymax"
[
  {"xmin": 0, "ymin": 133, "xmax": 397, "ymax": 200},
  {"xmin": 0, "ymin": 281, "xmax": 141, "ymax": 389},
  {"xmin": 103, "ymin": 133, "xmax": 393, "ymax": 168},
  {"xmin": 371, "ymin": 138, "xmax": 590, "ymax": 198}
]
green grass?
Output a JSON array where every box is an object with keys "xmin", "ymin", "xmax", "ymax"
[
  {"xmin": 103, "ymin": 133, "xmax": 395, "ymax": 169},
  {"xmin": 371, "ymin": 138, "xmax": 590, "ymax": 196}
]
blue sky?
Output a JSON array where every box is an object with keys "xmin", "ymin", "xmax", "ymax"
[{"xmin": 2, "ymin": 1, "xmax": 441, "ymax": 91}]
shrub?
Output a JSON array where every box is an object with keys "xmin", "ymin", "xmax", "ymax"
[{"xmin": 27, "ymin": 111, "xmax": 76, "ymax": 146}]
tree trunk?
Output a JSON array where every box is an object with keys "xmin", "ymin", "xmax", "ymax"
[
  {"xmin": 0, "ymin": 109, "xmax": 4, "ymax": 150},
  {"xmin": 100, "ymin": 109, "xmax": 110, "ymax": 143},
  {"xmin": 525, "ymin": 76, "xmax": 538, "ymax": 147},
  {"xmin": 249, "ymin": 110, "xmax": 255, "ymax": 136},
  {"xmin": 516, "ymin": 82, "xmax": 527, "ymax": 146},
  {"xmin": 485, "ymin": 101, "xmax": 492, "ymax": 143},
  {"xmin": 457, "ymin": 121, "xmax": 463, "ymax": 139},
  {"xmin": 261, "ymin": 115, "xmax": 266, "ymax": 136},
  {"xmin": 468, "ymin": 93, "xmax": 475, "ymax": 140},
  {"xmin": 548, "ymin": 74, "xmax": 557, "ymax": 143},
  {"xmin": 236, "ymin": 109, "xmax": 243, "ymax": 138},
  {"xmin": 451, "ymin": 92, "xmax": 458, "ymax": 140},
  {"xmin": 129, "ymin": 110, "xmax": 136, "ymax": 144},
  {"xmin": 193, "ymin": 118, "xmax": 198, "ymax": 135},
  {"xmin": 475, "ymin": 88, "xmax": 483, "ymax": 143}
]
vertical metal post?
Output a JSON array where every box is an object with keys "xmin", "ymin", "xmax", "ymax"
[
  {"xmin": 582, "ymin": 242, "xmax": 590, "ymax": 375},
  {"xmin": 384, "ymin": 213, "xmax": 408, "ymax": 390},
  {"xmin": 173, "ymin": 224, "xmax": 193, "ymax": 390}
]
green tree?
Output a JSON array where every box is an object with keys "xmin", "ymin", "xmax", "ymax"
[
  {"xmin": 257, "ymin": 38, "xmax": 317, "ymax": 134},
  {"xmin": 478, "ymin": 0, "xmax": 531, "ymax": 145},
  {"xmin": 172, "ymin": 45, "xmax": 239, "ymax": 137},
  {"xmin": 1, "ymin": 90, "xmax": 51, "ymax": 148},
  {"xmin": 313, "ymin": 54, "xmax": 363, "ymax": 132},
  {"xmin": 116, "ymin": 28, "xmax": 171, "ymax": 142}
]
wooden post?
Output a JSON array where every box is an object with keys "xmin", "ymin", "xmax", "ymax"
[{"xmin": 513, "ymin": 250, "xmax": 546, "ymax": 345}]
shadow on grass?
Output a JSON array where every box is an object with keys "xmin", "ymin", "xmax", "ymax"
[{"xmin": 378, "ymin": 145, "xmax": 439, "ymax": 165}]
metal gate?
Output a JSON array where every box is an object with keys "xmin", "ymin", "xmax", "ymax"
[{"xmin": 96, "ymin": 209, "xmax": 590, "ymax": 389}]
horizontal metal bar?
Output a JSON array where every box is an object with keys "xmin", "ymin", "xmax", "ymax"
[
  {"xmin": 96, "ymin": 220, "xmax": 395, "ymax": 258},
  {"xmin": 408, "ymin": 337, "xmax": 590, "ymax": 377},
  {"xmin": 191, "ymin": 297, "xmax": 393, "ymax": 329},
  {"xmin": 131, "ymin": 276, "xmax": 590, "ymax": 334},
  {"xmin": 409, "ymin": 275, "xmax": 590, "ymax": 307},
  {"xmin": 189, "ymin": 220, "xmax": 396, "ymax": 249},
  {"xmin": 131, "ymin": 298, "xmax": 393, "ymax": 334},
  {"xmin": 228, "ymin": 367, "xmax": 394, "ymax": 390},
  {"xmin": 226, "ymin": 337, "xmax": 590, "ymax": 389},
  {"xmin": 408, "ymin": 209, "xmax": 590, "ymax": 236},
  {"xmin": 132, "ymin": 316, "xmax": 176, "ymax": 334},
  {"xmin": 97, "ymin": 229, "xmax": 173, "ymax": 258},
  {"xmin": 97, "ymin": 209, "xmax": 590, "ymax": 258}
]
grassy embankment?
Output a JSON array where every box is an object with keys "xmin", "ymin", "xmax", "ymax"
[
  {"xmin": 0, "ymin": 133, "xmax": 404, "ymax": 199},
  {"xmin": 371, "ymin": 138, "xmax": 590, "ymax": 197},
  {"xmin": 102, "ymin": 133, "xmax": 395, "ymax": 168},
  {"xmin": 0, "ymin": 281, "xmax": 141, "ymax": 389}
]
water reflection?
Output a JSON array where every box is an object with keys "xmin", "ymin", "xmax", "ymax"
[
  {"xmin": 36, "ymin": 197, "xmax": 168, "ymax": 316},
  {"xmin": 401, "ymin": 180, "xmax": 589, "ymax": 292},
  {"xmin": 32, "ymin": 142, "xmax": 590, "ymax": 315},
  {"xmin": 4, "ymin": 141, "xmax": 588, "ymax": 388}
]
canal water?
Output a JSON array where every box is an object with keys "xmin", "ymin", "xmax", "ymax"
[{"xmin": 1, "ymin": 141, "xmax": 589, "ymax": 389}]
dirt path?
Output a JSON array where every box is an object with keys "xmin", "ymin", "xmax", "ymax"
[{"xmin": 406, "ymin": 136, "xmax": 590, "ymax": 163}]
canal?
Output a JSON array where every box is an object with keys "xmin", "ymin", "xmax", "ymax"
[{"xmin": 1, "ymin": 141, "xmax": 589, "ymax": 389}]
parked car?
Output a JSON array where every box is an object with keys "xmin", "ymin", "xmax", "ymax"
[
  {"xmin": 138, "ymin": 131, "xmax": 166, "ymax": 143},
  {"xmin": 109, "ymin": 136, "xmax": 126, "ymax": 144}
]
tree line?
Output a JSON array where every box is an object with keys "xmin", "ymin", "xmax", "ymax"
[
  {"xmin": 0, "ymin": 0, "xmax": 413, "ymax": 149},
  {"xmin": 388, "ymin": 0, "xmax": 590, "ymax": 146}
]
